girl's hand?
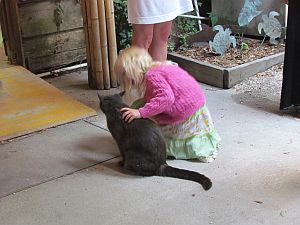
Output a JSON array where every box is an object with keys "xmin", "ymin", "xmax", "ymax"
[{"xmin": 120, "ymin": 108, "xmax": 141, "ymax": 123}]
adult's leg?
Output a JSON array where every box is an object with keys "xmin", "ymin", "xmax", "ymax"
[
  {"xmin": 131, "ymin": 24, "xmax": 154, "ymax": 51},
  {"xmin": 149, "ymin": 21, "xmax": 172, "ymax": 61}
]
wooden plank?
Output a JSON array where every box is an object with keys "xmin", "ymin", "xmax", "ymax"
[
  {"xmin": 22, "ymin": 29, "xmax": 86, "ymax": 59},
  {"xmin": 168, "ymin": 52, "xmax": 224, "ymax": 88},
  {"xmin": 168, "ymin": 51, "xmax": 284, "ymax": 89},
  {"xmin": 0, "ymin": 65, "xmax": 96, "ymax": 142},
  {"xmin": 26, "ymin": 47, "xmax": 86, "ymax": 73},
  {"xmin": 224, "ymin": 52, "xmax": 284, "ymax": 88},
  {"xmin": 19, "ymin": 0, "xmax": 83, "ymax": 38}
]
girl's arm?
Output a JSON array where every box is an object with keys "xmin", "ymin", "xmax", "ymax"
[
  {"xmin": 121, "ymin": 108, "xmax": 141, "ymax": 123},
  {"xmin": 120, "ymin": 72, "xmax": 174, "ymax": 123},
  {"xmin": 138, "ymin": 73, "xmax": 175, "ymax": 119}
]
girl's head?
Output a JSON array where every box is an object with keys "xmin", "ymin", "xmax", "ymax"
[{"xmin": 114, "ymin": 47, "xmax": 153, "ymax": 97}]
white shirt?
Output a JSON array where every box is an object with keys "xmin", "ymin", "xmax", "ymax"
[{"xmin": 127, "ymin": 0, "xmax": 194, "ymax": 24}]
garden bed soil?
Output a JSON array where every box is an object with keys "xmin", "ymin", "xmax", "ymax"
[{"xmin": 168, "ymin": 38, "xmax": 285, "ymax": 88}]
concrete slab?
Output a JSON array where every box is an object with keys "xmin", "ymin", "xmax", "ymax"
[
  {"xmin": 0, "ymin": 120, "xmax": 118, "ymax": 198},
  {"xmin": 202, "ymin": 84, "xmax": 300, "ymax": 163},
  {"xmin": 45, "ymin": 70, "xmax": 122, "ymax": 129},
  {"xmin": 1, "ymin": 68, "xmax": 299, "ymax": 225},
  {"xmin": 84, "ymin": 115, "xmax": 108, "ymax": 130},
  {"xmin": 0, "ymin": 156, "xmax": 299, "ymax": 225},
  {"xmin": 45, "ymin": 70, "xmax": 120, "ymax": 112}
]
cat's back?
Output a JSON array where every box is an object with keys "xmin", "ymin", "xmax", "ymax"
[
  {"xmin": 129, "ymin": 118, "xmax": 161, "ymax": 135},
  {"xmin": 121, "ymin": 118, "xmax": 166, "ymax": 161},
  {"xmin": 122, "ymin": 118, "xmax": 165, "ymax": 147}
]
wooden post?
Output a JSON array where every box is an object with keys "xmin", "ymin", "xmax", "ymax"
[
  {"xmin": 3, "ymin": 0, "xmax": 18, "ymax": 64},
  {"xmin": 0, "ymin": 0, "xmax": 10, "ymax": 56},
  {"xmin": 8, "ymin": 0, "xmax": 24, "ymax": 65}
]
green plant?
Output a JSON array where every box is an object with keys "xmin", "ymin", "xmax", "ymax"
[
  {"xmin": 207, "ymin": 12, "xmax": 218, "ymax": 27},
  {"xmin": 241, "ymin": 42, "xmax": 249, "ymax": 50},
  {"xmin": 172, "ymin": 16, "xmax": 198, "ymax": 48},
  {"xmin": 113, "ymin": 0, "xmax": 132, "ymax": 51},
  {"xmin": 167, "ymin": 39, "xmax": 176, "ymax": 52}
]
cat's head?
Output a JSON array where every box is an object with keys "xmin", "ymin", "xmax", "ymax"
[{"xmin": 97, "ymin": 91, "xmax": 126, "ymax": 114}]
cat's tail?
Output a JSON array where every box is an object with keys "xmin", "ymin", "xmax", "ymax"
[{"xmin": 157, "ymin": 164, "xmax": 212, "ymax": 190}]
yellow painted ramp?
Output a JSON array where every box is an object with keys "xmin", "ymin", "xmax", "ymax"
[{"xmin": 0, "ymin": 66, "xmax": 97, "ymax": 141}]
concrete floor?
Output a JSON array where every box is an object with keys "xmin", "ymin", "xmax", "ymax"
[{"xmin": 0, "ymin": 68, "xmax": 300, "ymax": 225}]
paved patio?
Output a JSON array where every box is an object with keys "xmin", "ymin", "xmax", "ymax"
[{"xmin": 0, "ymin": 68, "xmax": 299, "ymax": 225}]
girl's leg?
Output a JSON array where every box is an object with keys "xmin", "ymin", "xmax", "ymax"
[
  {"xmin": 131, "ymin": 24, "xmax": 154, "ymax": 50},
  {"xmin": 149, "ymin": 21, "xmax": 173, "ymax": 61}
]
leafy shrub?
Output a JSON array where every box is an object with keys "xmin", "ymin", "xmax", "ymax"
[{"xmin": 113, "ymin": 0, "xmax": 132, "ymax": 51}]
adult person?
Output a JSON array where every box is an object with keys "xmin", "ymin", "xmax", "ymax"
[{"xmin": 127, "ymin": 0, "xmax": 194, "ymax": 61}]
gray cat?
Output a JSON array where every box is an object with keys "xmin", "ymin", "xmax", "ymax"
[{"xmin": 98, "ymin": 92, "xmax": 212, "ymax": 190}]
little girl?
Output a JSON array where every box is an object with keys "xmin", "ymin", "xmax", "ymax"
[{"xmin": 114, "ymin": 47, "xmax": 221, "ymax": 162}]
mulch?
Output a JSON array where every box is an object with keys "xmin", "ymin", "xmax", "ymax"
[{"xmin": 175, "ymin": 37, "xmax": 285, "ymax": 68}]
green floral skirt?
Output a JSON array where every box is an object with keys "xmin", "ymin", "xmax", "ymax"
[
  {"xmin": 160, "ymin": 105, "xmax": 221, "ymax": 162},
  {"xmin": 131, "ymin": 100, "xmax": 221, "ymax": 162}
]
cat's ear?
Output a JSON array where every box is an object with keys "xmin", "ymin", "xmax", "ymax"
[{"xmin": 119, "ymin": 91, "xmax": 125, "ymax": 97}]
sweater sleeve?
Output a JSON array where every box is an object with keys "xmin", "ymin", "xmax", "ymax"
[{"xmin": 139, "ymin": 72, "xmax": 175, "ymax": 119}]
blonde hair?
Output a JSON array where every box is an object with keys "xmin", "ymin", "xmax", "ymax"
[{"xmin": 114, "ymin": 46, "xmax": 154, "ymax": 102}]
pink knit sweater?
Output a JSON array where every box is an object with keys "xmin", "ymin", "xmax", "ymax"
[{"xmin": 138, "ymin": 64, "xmax": 206, "ymax": 125}]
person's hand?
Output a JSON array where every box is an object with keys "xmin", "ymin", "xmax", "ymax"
[
  {"xmin": 120, "ymin": 108, "xmax": 141, "ymax": 123},
  {"xmin": 284, "ymin": 0, "xmax": 288, "ymax": 4}
]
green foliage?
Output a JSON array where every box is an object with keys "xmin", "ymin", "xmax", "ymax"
[
  {"xmin": 241, "ymin": 42, "xmax": 249, "ymax": 50},
  {"xmin": 207, "ymin": 12, "xmax": 219, "ymax": 27},
  {"xmin": 113, "ymin": 0, "xmax": 132, "ymax": 51},
  {"xmin": 167, "ymin": 39, "xmax": 176, "ymax": 52},
  {"xmin": 172, "ymin": 16, "xmax": 198, "ymax": 48},
  {"xmin": 173, "ymin": 17, "xmax": 198, "ymax": 36}
]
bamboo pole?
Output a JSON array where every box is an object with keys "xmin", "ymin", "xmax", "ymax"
[
  {"xmin": 97, "ymin": 0, "xmax": 110, "ymax": 89},
  {"xmin": 89, "ymin": 0, "xmax": 104, "ymax": 89},
  {"xmin": 85, "ymin": 0, "xmax": 96, "ymax": 88},
  {"xmin": 80, "ymin": 0, "xmax": 92, "ymax": 84},
  {"xmin": 105, "ymin": 0, "xmax": 118, "ymax": 87},
  {"xmin": 81, "ymin": 0, "xmax": 118, "ymax": 90}
]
